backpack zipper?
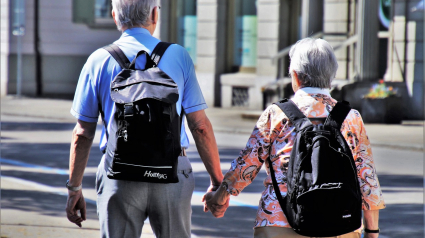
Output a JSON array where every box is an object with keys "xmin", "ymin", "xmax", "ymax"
[
  {"xmin": 323, "ymin": 137, "xmax": 358, "ymax": 189},
  {"xmin": 307, "ymin": 135, "xmax": 358, "ymax": 192},
  {"xmin": 112, "ymin": 79, "xmax": 177, "ymax": 90},
  {"xmin": 115, "ymin": 162, "xmax": 172, "ymax": 169}
]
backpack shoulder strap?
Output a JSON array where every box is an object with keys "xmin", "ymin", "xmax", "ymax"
[
  {"xmin": 324, "ymin": 101, "xmax": 352, "ymax": 129},
  {"xmin": 151, "ymin": 42, "xmax": 173, "ymax": 65},
  {"xmin": 274, "ymin": 99, "xmax": 312, "ymax": 131},
  {"xmin": 103, "ymin": 44, "xmax": 131, "ymax": 69}
]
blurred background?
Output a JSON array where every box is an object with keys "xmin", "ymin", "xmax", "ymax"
[
  {"xmin": 1, "ymin": 0, "xmax": 424, "ymax": 238},
  {"xmin": 1, "ymin": 0, "xmax": 424, "ymax": 119}
]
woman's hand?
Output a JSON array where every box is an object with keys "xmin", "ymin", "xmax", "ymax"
[
  {"xmin": 203, "ymin": 191, "xmax": 230, "ymax": 218},
  {"xmin": 202, "ymin": 184, "xmax": 231, "ymax": 218}
]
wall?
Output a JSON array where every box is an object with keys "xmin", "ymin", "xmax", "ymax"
[
  {"xmin": 196, "ymin": 0, "xmax": 226, "ymax": 107},
  {"xmin": 1, "ymin": 0, "xmax": 10, "ymax": 96},
  {"xmin": 7, "ymin": 0, "xmax": 121, "ymax": 97}
]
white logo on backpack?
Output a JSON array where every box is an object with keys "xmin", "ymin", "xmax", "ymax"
[{"xmin": 144, "ymin": 171, "xmax": 168, "ymax": 179}]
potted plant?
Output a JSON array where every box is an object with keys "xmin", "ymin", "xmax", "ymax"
[{"xmin": 361, "ymin": 80, "xmax": 403, "ymax": 124}]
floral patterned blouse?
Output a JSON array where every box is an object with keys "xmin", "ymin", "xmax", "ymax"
[{"xmin": 222, "ymin": 87, "xmax": 385, "ymax": 230}]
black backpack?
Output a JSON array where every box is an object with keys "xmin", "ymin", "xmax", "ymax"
[
  {"xmin": 268, "ymin": 99, "xmax": 362, "ymax": 237},
  {"xmin": 100, "ymin": 42, "xmax": 182, "ymax": 183}
]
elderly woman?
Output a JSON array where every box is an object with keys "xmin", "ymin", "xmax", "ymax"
[{"xmin": 204, "ymin": 38, "xmax": 385, "ymax": 238}]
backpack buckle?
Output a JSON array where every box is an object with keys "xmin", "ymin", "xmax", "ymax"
[
  {"xmin": 124, "ymin": 103, "xmax": 134, "ymax": 119},
  {"xmin": 122, "ymin": 129, "xmax": 128, "ymax": 142}
]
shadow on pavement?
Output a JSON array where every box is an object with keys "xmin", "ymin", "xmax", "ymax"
[
  {"xmin": 1, "ymin": 170, "xmax": 96, "ymax": 191},
  {"xmin": 378, "ymin": 174, "xmax": 423, "ymax": 188},
  {"xmin": 2, "ymin": 120, "xmax": 423, "ymax": 238},
  {"xmin": 379, "ymin": 203, "xmax": 424, "ymax": 238},
  {"xmin": 191, "ymin": 205, "xmax": 257, "ymax": 238},
  {"xmin": 1, "ymin": 122, "xmax": 76, "ymax": 131},
  {"xmin": 1, "ymin": 143, "xmax": 103, "ymax": 169},
  {"xmin": 1, "ymin": 189, "xmax": 98, "ymax": 220}
]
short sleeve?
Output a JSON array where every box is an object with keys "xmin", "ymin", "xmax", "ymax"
[
  {"xmin": 156, "ymin": 44, "xmax": 207, "ymax": 115},
  {"xmin": 181, "ymin": 56, "xmax": 207, "ymax": 113},
  {"xmin": 70, "ymin": 53, "xmax": 101, "ymax": 123}
]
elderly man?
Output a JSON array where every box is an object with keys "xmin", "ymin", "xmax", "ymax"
[
  {"xmin": 65, "ymin": 1, "xmax": 225, "ymax": 237},
  {"xmin": 204, "ymin": 38, "xmax": 385, "ymax": 238}
]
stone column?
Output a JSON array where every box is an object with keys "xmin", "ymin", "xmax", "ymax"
[
  {"xmin": 254, "ymin": 0, "xmax": 281, "ymax": 109},
  {"xmin": 323, "ymin": 0, "xmax": 353, "ymax": 80},
  {"xmin": 356, "ymin": 0, "xmax": 380, "ymax": 81},
  {"xmin": 196, "ymin": 0, "xmax": 226, "ymax": 107}
]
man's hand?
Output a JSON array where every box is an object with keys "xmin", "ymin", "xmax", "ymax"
[
  {"xmin": 202, "ymin": 183, "xmax": 231, "ymax": 218},
  {"xmin": 202, "ymin": 184, "xmax": 219, "ymax": 212},
  {"xmin": 66, "ymin": 190, "xmax": 86, "ymax": 227},
  {"xmin": 66, "ymin": 120, "xmax": 95, "ymax": 227},
  {"xmin": 202, "ymin": 191, "xmax": 230, "ymax": 218}
]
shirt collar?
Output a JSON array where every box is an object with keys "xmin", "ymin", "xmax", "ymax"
[
  {"xmin": 121, "ymin": 27, "xmax": 151, "ymax": 38},
  {"xmin": 294, "ymin": 87, "xmax": 331, "ymax": 97}
]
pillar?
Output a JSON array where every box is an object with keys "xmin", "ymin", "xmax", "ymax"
[{"xmin": 356, "ymin": 0, "xmax": 380, "ymax": 81}]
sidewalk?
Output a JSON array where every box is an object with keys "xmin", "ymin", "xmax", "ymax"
[
  {"xmin": 2, "ymin": 96, "xmax": 423, "ymax": 151},
  {"xmin": 1, "ymin": 96, "xmax": 424, "ymax": 238}
]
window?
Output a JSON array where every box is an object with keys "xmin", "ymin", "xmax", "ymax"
[
  {"xmin": 95, "ymin": 0, "xmax": 112, "ymax": 19},
  {"xmin": 226, "ymin": 0, "xmax": 258, "ymax": 73},
  {"xmin": 232, "ymin": 87, "xmax": 249, "ymax": 107},
  {"xmin": 175, "ymin": 0, "xmax": 197, "ymax": 64},
  {"xmin": 73, "ymin": 0, "xmax": 115, "ymax": 28}
]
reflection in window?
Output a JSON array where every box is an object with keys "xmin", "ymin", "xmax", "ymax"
[
  {"xmin": 95, "ymin": 0, "xmax": 112, "ymax": 19},
  {"xmin": 176, "ymin": 0, "xmax": 197, "ymax": 64},
  {"xmin": 233, "ymin": 0, "xmax": 257, "ymax": 69}
]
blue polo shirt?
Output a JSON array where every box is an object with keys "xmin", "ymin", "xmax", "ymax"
[{"xmin": 71, "ymin": 28, "xmax": 207, "ymax": 151}]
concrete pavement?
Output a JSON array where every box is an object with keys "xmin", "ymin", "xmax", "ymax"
[
  {"xmin": 1, "ymin": 96, "xmax": 424, "ymax": 238},
  {"xmin": 1, "ymin": 96, "xmax": 423, "ymax": 151}
]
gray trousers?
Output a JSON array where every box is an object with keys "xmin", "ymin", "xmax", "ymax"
[{"xmin": 96, "ymin": 156, "xmax": 195, "ymax": 238}]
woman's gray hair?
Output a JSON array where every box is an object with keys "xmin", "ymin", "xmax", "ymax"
[
  {"xmin": 289, "ymin": 38, "xmax": 338, "ymax": 89},
  {"xmin": 112, "ymin": 0, "xmax": 158, "ymax": 31}
]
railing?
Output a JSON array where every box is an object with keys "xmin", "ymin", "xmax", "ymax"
[
  {"xmin": 271, "ymin": 32, "xmax": 358, "ymax": 80},
  {"xmin": 272, "ymin": 32, "xmax": 324, "ymax": 79},
  {"xmin": 263, "ymin": 33, "xmax": 359, "ymax": 109}
]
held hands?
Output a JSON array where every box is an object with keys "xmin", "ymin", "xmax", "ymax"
[
  {"xmin": 65, "ymin": 189, "xmax": 86, "ymax": 227},
  {"xmin": 201, "ymin": 184, "xmax": 230, "ymax": 218}
]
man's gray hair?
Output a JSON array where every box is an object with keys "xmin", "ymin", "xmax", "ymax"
[
  {"xmin": 289, "ymin": 38, "xmax": 338, "ymax": 89},
  {"xmin": 112, "ymin": 0, "xmax": 158, "ymax": 31}
]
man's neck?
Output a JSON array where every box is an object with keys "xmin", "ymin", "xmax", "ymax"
[{"xmin": 121, "ymin": 25, "xmax": 154, "ymax": 35}]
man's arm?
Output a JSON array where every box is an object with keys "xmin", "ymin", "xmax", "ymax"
[
  {"xmin": 364, "ymin": 210, "xmax": 380, "ymax": 238},
  {"xmin": 65, "ymin": 119, "xmax": 97, "ymax": 227},
  {"xmin": 186, "ymin": 110, "xmax": 223, "ymax": 188}
]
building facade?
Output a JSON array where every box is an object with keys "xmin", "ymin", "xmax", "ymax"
[{"xmin": 2, "ymin": 0, "xmax": 424, "ymax": 119}]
